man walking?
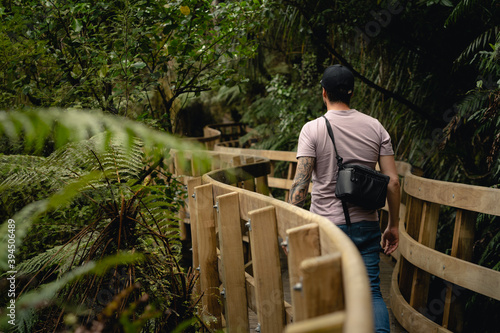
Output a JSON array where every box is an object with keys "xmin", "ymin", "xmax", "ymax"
[{"xmin": 289, "ymin": 64, "xmax": 400, "ymax": 333}]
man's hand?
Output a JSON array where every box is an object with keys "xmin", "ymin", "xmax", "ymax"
[{"xmin": 382, "ymin": 226, "xmax": 399, "ymax": 255}]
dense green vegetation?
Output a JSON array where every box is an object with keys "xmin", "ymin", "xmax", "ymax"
[{"xmin": 0, "ymin": 0, "xmax": 498, "ymax": 332}]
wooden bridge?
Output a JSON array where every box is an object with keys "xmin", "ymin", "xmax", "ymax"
[{"xmin": 173, "ymin": 123, "xmax": 500, "ymax": 333}]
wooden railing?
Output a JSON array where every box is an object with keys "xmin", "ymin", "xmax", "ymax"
[
  {"xmin": 393, "ymin": 172, "xmax": 500, "ymax": 332},
  {"xmin": 178, "ymin": 123, "xmax": 500, "ymax": 332},
  {"xmin": 172, "ymin": 150, "xmax": 373, "ymax": 332},
  {"xmin": 183, "ymin": 122, "xmax": 248, "ymax": 150}
]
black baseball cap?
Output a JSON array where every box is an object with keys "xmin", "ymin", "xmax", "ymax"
[{"xmin": 320, "ymin": 64, "xmax": 354, "ymax": 95}]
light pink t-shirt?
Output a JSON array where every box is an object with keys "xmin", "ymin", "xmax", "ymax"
[{"xmin": 296, "ymin": 109, "xmax": 394, "ymax": 225}]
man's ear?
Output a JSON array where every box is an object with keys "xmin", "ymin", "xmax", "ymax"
[{"xmin": 322, "ymin": 88, "xmax": 327, "ymax": 98}]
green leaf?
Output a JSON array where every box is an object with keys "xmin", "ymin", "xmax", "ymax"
[
  {"xmin": 72, "ymin": 19, "xmax": 83, "ymax": 33},
  {"xmin": 46, "ymin": 171, "xmax": 106, "ymax": 209},
  {"xmin": 131, "ymin": 62, "xmax": 147, "ymax": 69}
]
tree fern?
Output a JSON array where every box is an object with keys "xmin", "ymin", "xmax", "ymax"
[{"xmin": 1, "ymin": 108, "xmax": 207, "ymax": 331}]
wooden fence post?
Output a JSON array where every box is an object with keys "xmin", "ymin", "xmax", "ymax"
[
  {"xmin": 194, "ymin": 183, "xmax": 222, "ymax": 329},
  {"xmin": 248, "ymin": 206, "xmax": 285, "ymax": 332},
  {"xmin": 216, "ymin": 192, "xmax": 249, "ymax": 332},
  {"xmin": 286, "ymin": 223, "xmax": 321, "ymax": 322},
  {"xmin": 255, "ymin": 174, "xmax": 270, "ymax": 196},
  {"xmin": 300, "ymin": 253, "xmax": 344, "ymax": 319},
  {"xmin": 284, "ymin": 162, "xmax": 297, "ymax": 202},
  {"xmin": 241, "ymin": 157, "xmax": 256, "ymax": 191},
  {"xmin": 188, "ymin": 177, "xmax": 202, "ymax": 296},
  {"xmin": 178, "ymin": 176, "xmax": 188, "ymax": 241},
  {"xmin": 442, "ymin": 209, "xmax": 476, "ymax": 332},
  {"xmin": 409, "ymin": 201, "xmax": 440, "ymax": 310},
  {"xmin": 399, "ymin": 195, "xmax": 424, "ymax": 301},
  {"xmin": 211, "ymin": 154, "xmax": 221, "ymax": 171}
]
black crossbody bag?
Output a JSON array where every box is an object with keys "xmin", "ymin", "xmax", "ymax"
[{"xmin": 322, "ymin": 116, "xmax": 390, "ymax": 225}]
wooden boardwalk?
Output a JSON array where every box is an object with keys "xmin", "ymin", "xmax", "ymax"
[{"xmin": 179, "ymin": 141, "xmax": 500, "ymax": 331}]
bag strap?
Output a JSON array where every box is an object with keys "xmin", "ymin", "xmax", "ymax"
[
  {"xmin": 322, "ymin": 116, "xmax": 344, "ymax": 169},
  {"xmin": 322, "ymin": 116, "xmax": 351, "ymax": 226}
]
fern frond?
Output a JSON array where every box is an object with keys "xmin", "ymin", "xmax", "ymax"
[
  {"xmin": 456, "ymin": 27, "xmax": 500, "ymax": 63},
  {"xmin": 456, "ymin": 91, "xmax": 490, "ymax": 120},
  {"xmin": 0, "ymin": 155, "xmax": 46, "ymax": 178},
  {"xmin": 14, "ymin": 245, "xmax": 64, "ymax": 277},
  {"xmin": 0, "ymin": 200, "xmax": 49, "ymax": 271},
  {"xmin": 16, "ymin": 308, "xmax": 38, "ymax": 333},
  {"xmin": 444, "ymin": 0, "xmax": 480, "ymax": 27},
  {"xmin": 14, "ymin": 232, "xmax": 99, "ymax": 278},
  {"xmin": 0, "ymin": 108, "xmax": 204, "ymax": 157},
  {"xmin": 0, "ymin": 108, "xmax": 206, "ymax": 272},
  {"xmin": 9, "ymin": 253, "xmax": 143, "ymax": 323}
]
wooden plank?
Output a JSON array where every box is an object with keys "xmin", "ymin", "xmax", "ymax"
[
  {"xmin": 214, "ymin": 146, "xmax": 298, "ymax": 162},
  {"xmin": 409, "ymin": 201, "xmax": 440, "ymax": 309},
  {"xmin": 268, "ymin": 177, "xmax": 313, "ymax": 192},
  {"xmin": 301, "ymin": 253, "xmax": 344, "ymax": 318},
  {"xmin": 241, "ymin": 158, "xmax": 256, "ymax": 191},
  {"xmin": 316, "ymin": 224, "xmax": 372, "ymax": 333},
  {"xmin": 399, "ymin": 196, "xmax": 423, "ymax": 302},
  {"xmin": 442, "ymin": 209, "xmax": 476, "ymax": 331},
  {"xmin": 211, "ymin": 153, "xmax": 221, "ymax": 170},
  {"xmin": 286, "ymin": 223, "xmax": 321, "ymax": 322},
  {"xmin": 244, "ymin": 272, "xmax": 294, "ymax": 324},
  {"xmin": 284, "ymin": 312, "xmax": 345, "ymax": 333},
  {"xmin": 255, "ymin": 175, "xmax": 270, "ymax": 196},
  {"xmin": 390, "ymin": 260, "xmax": 453, "ymax": 333},
  {"xmin": 204, "ymin": 173, "xmax": 373, "ymax": 332},
  {"xmin": 449, "ymin": 209, "xmax": 476, "ymax": 260},
  {"xmin": 284, "ymin": 162, "xmax": 297, "ymax": 202},
  {"xmin": 173, "ymin": 150, "xmax": 191, "ymax": 176},
  {"xmin": 209, "ymin": 162, "xmax": 271, "ymax": 185},
  {"xmin": 270, "ymin": 160, "xmax": 276, "ymax": 177},
  {"xmin": 187, "ymin": 177, "xmax": 202, "ymax": 296},
  {"xmin": 404, "ymin": 173, "xmax": 500, "ymax": 215},
  {"xmin": 178, "ymin": 178, "xmax": 188, "ymax": 241},
  {"xmin": 248, "ymin": 206, "xmax": 285, "ymax": 332},
  {"xmin": 194, "ymin": 183, "xmax": 222, "ymax": 329},
  {"xmin": 398, "ymin": 223, "xmax": 500, "ymax": 301},
  {"xmin": 216, "ymin": 192, "xmax": 249, "ymax": 332},
  {"xmin": 232, "ymin": 155, "xmax": 242, "ymax": 168}
]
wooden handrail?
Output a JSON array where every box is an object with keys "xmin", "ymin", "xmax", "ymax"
[
  {"xmin": 172, "ymin": 150, "xmax": 373, "ymax": 332},
  {"xmin": 393, "ymin": 172, "xmax": 500, "ymax": 332},
  {"xmin": 175, "ymin": 123, "xmax": 500, "ymax": 332}
]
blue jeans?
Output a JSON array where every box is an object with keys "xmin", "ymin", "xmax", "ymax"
[{"xmin": 338, "ymin": 220, "xmax": 390, "ymax": 333}]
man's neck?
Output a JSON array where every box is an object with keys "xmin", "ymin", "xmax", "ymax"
[{"xmin": 326, "ymin": 102, "xmax": 350, "ymax": 111}]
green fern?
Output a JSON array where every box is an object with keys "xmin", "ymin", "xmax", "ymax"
[
  {"xmin": 0, "ymin": 108, "xmax": 206, "ymax": 331},
  {"xmin": 444, "ymin": 0, "xmax": 480, "ymax": 27},
  {"xmin": 456, "ymin": 27, "xmax": 500, "ymax": 64},
  {"xmin": 0, "ymin": 108, "xmax": 204, "ymax": 158}
]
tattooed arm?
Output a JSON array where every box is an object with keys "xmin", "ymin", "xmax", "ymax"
[{"xmin": 289, "ymin": 156, "xmax": 315, "ymax": 207}]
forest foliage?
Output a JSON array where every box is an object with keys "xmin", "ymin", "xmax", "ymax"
[
  {"xmin": 0, "ymin": 0, "xmax": 499, "ymax": 332},
  {"xmin": 0, "ymin": 0, "xmax": 261, "ymax": 131}
]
